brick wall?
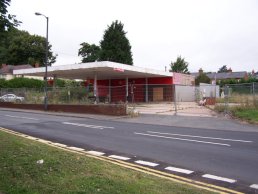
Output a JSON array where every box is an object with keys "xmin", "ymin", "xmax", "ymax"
[{"xmin": 0, "ymin": 103, "xmax": 127, "ymax": 116}]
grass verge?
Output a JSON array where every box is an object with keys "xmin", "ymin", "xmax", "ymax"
[
  {"xmin": 233, "ymin": 108, "xmax": 258, "ymax": 123},
  {"xmin": 0, "ymin": 130, "xmax": 214, "ymax": 194},
  {"xmin": 214, "ymin": 105, "xmax": 258, "ymax": 124}
]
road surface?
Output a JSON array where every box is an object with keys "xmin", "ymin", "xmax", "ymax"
[{"xmin": 0, "ymin": 109, "xmax": 257, "ymax": 192}]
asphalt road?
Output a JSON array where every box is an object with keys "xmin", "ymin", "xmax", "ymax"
[{"xmin": 0, "ymin": 109, "xmax": 258, "ymax": 190}]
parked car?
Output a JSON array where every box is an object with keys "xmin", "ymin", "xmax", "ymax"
[{"xmin": 0, "ymin": 94, "xmax": 24, "ymax": 103}]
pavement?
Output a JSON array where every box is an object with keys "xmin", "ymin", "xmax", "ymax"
[{"xmin": 131, "ymin": 102, "xmax": 217, "ymax": 117}]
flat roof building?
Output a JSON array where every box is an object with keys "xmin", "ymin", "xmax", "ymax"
[{"xmin": 14, "ymin": 61, "xmax": 193, "ymax": 103}]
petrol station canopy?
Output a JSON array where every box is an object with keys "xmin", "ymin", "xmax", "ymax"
[{"xmin": 13, "ymin": 61, "xmax": 173, "ymax": 80}]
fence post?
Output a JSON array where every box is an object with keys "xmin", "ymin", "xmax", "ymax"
[
  {"xmin": 173, "ymin": 84, "xmax": 177, "ymax": 115},
  {"xmin": 253, "ymin": 82, "xmax": 256, "ymax": 106},
  {"xmin": 224, "ymin": 85, "xmax": 229, "ymax": 115}
]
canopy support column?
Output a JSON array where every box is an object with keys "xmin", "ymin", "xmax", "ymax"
[
  {"xmin": 94, "ymin": 74, "xmax": 98, "ymax": 103},
  {"xmin": 126, "ymin": 77, "xmax": 128, "ymax": 102},
  {"xmin": 145, "ymin": 77, "xmax": 148, "ymax": 102}
]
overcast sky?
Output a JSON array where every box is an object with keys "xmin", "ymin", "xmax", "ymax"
[{"xmin": 9, "ymin": 0, "xmax": 258, "ymax": 72}]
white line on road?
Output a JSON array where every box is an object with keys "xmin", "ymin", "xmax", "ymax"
[
  {"xmin": 202, "ymin": 174, "xmax": 236, "ymax": 183},
  {"xmin": 250, "ymin": 184, "xmax": 258, "ymax": 189},
  {"xmin": 37, "ymin": 139, "xmax": 51, "ymax": 144},
  {"xmin": 134, "ymin": 132, "xmax": 231, "ymax": 146},
  {"xmin": 5, "ymin": 115, "xmax": 39, "ymax": 120},
  {"xmin": 109, "ymin": 155, "xmax": 130, "ymax": 161},
  {"xmin": 62, "ymin": 122, "xmax": 114, "ymax": 130},
  {"xmin": 135, "ymin": 160, "xmax": 159, "ymax": 167},
  {"xmin": 147, "ymin": 131, "xmax": 252, "ymax": 143},
  {"xmin": 87, "ymin": 151, "xmax": 105, "ymax": 156},
  {"xmin": 52, "ymin": 143, "xmax": 67, "ymax": 147},
  {"xmin": 26, "ymin": 136, "xmax": 37, "ymax": 140},
  {"xmin": 69, "ymin": 147, "xmax": 85, "ymax": 151},
  {"xmin": 165, "ymin": 166, "xmax": 194, "ymax": 174}
]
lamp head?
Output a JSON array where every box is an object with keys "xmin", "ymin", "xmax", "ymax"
[{"xmin": 35, "ymin": 12, "xmax": 42, "ymax": 16}]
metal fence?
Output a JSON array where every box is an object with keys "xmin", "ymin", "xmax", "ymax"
[
  {"xmin": 218, "ymin": 82, "xmax": 258, "ymax": 114},
  {"xmin": 0, "ymin": 84, "xmax": 220, "ymax": 106},
  {"xmin": 1, "ymin": 84, "xmax": 175, "ymax": 105}
]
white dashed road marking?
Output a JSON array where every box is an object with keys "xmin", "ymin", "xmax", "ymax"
[
  {"xmin": 147, "ymin": 131, "xmax": 252, "ymax": 143},
  {"xmin": 5, "ymin": 115, "xmax": 39, "ymax": 120},
  {"xmin": 69, "ymin": 147, "xmax": 84, "ymax": 151},
  {"xmin": 134, "ymin": 132, "xmax": 231, "ymax": 147},
  {"xmin": 26, "ymin": 136, "xmax": 37, "ymax": 140},
  {"xmin": 87, "ymin": 151, "xmax": 105, "ymax": 156},
  {"xmin": 202, "ymin": 174, "xmax": 237, "ymax": 183},
  {"xmin": 62, "ymin": 122, "xmax": 114, "ymax": 130},
  {"xmin": 53, "ymin": 143, "xmax": 67, "ymax": 147},
  {"xmin": 250, "ymin": 184, "xmax": 258, "ymax": 189},
  {"xmin": 165, "ymin": 166, "xmax": 194, "ymax": 174},
  {"xmin": 109, "ymin": 155, "xmax": 130, "ymax": 161},
  {"xmin": 135, "ymin": 160, "xmax": 159, "ymax": 167}
]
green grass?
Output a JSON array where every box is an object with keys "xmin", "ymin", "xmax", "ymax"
[
  {"xmin": 0, "ymin": 130, "xmax": 214, "ymax": 194},
  {"xmin": 233, "ymin": 108, "xmax": 258, "ymax": 123},
  {"xmin": 214, "ymin": 104, "xmax": 258, "ymax": 124}
]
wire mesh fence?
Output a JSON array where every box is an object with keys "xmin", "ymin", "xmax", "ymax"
[
  {"xmin": 222, "ymin": 82, "xmax": 258, "ymax": 107},
  {"xmin": 0, "ymin": 84, "xmax": 223, "ymax": 105},
  {"xmin": 217, "ymin": 82, "xmax": 258, "ymax": 114},
  {"xmin": 0, "ymin": 84, "xmax": 175, "ymax": 105}
]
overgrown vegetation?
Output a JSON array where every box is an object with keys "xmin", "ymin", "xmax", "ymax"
[
  {"xmin": 233, "ymin": 107, "xmax": 258, "ymax": 123},
  {"xmin": 0, "ymin": 130, "xmax": 213, "ymax": 194},
  {"xmin": 218, "ymin": 77, "xmax": 258, "ymax": 87},
  {"xmin": 0, "ymin": 77, "xmax": 79, "ymax": 89},
  {"xmin": 215, "ymin": 105, "xmax": 258, "ymax": 124},
  {"xmin": 0, "ymin": 78, "xmax": 94, "ymax": 104},
  {"xmin": 0, "ymin": 78, "xmax": 44, "ymax": 88},
  {"xmin": 214, "ymin": 90, "xmax": 258, "ymax": 124}
]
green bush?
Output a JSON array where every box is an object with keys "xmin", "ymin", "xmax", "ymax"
[
  {"xmin": 0, "ymin": 77, "xmax": 44, "ymax": 88},
  {"xmin": 0, "ymin": 79, "xmax": 7, "ymax": 88}
]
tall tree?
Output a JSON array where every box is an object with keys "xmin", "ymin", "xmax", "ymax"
[
  {"xmin": 170, "ymin": 56, "xmax": 190, "ymax": 74},
  {"xmin": 99, "ymin": 20, "xmax": 133, "ymax": 65},
  {"xmin": 78, "ymin": 42, "xmax": 100, "ymax": 63},
  {"xmin": 195, "ymin": 73, "xmax": 211, "ymax": 85},
  {"xmin": 0, "ymin": 0, "xmax": 20, "ymax": 38},
  {"xmin": 0, "ymin": 28, "xmax": 57, "ymax": 66},
  {"xmin": 218, "ymin": 65, "xmax": 228, "ymax": 73},
  {"xmin": 0, "ymin": 0, "xmax": 20, "ymax": 62}
]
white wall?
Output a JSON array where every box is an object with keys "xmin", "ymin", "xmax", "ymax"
[
  {"xmin": 175, "ymin": 85, "xmax": 196, "ymax": 101},
  {"xmin": 199, "ymin": 83, "xmax": 220, "ymax": 98}
]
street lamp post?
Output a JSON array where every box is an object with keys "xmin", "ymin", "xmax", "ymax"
[{"xmin": 35, "ymin": 12, "xmax": 48, "ymax": 111}]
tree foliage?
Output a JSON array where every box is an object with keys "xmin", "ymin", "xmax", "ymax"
[
  {"xmin": 0, "ymin": 28, "xmax": 57, "ymax": 66},
  {"xmin": 0, "ymin": 1, "xmax": 56, "ymax": 66},
  {"xmin": 170, "ymin": 56, "xmax": 190, "ymax": 74},
  {"xmin": 0, "ymin": 0, "xmax": 20, "ymax": 64},
  {"xmin": 0, "ymin": 0, "xmax": 20, "ymax": 37},
  {"xmin": 78, "ymin": 42, "xmax": 100, "ymax": 63},
  {"xmin": 195, "ymin": 73, "xmax": 211, "ymax": 85},
  {"xmin": 218, "ymin": 65, "xmax": 228, "ymax": 73},
  {"xmin": 99, "ymin": 20, "xmax": 133, "ymax": 65}
]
